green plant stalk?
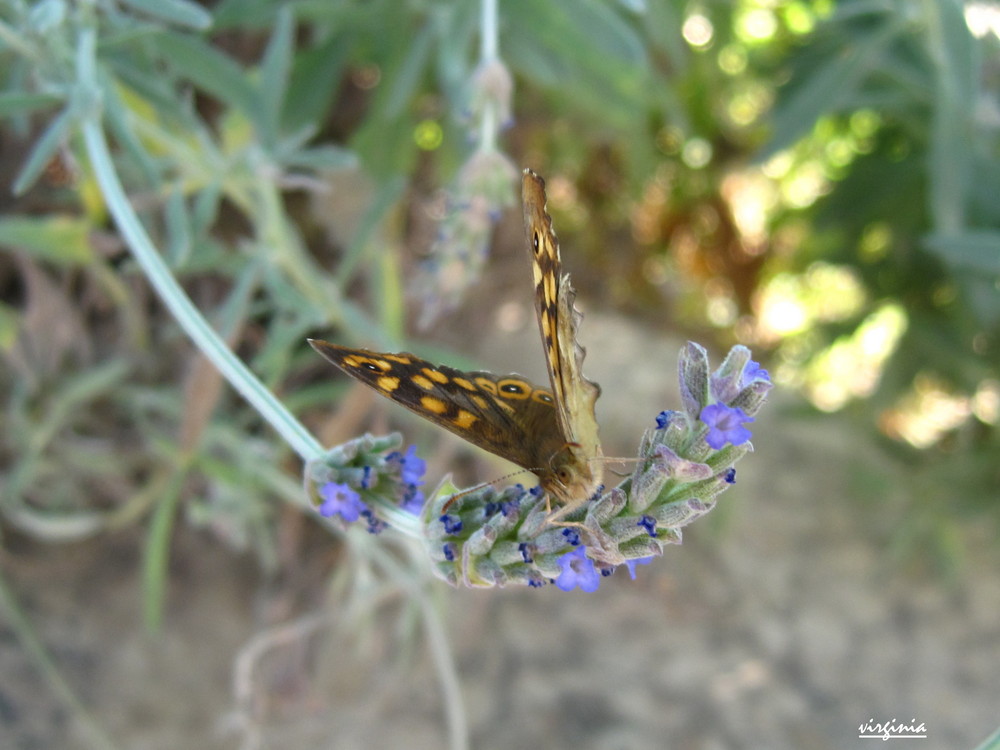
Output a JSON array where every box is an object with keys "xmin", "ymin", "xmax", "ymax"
[
  {"xmin": 81, "ymin": 120, "xmax": 322, "ymax": 462},
  {"xmin": 973, "ymin": 724, "xmax": 1000, "ymax": 750},
  {"xmin": 142, "ymin": 462, "xmax": 188, "ymax": 632},
  {"xmin": 479, "ymin": 0, "xmax": 499, "ymax": 153}
]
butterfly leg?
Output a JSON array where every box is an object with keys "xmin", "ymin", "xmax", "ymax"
[{"xmin": 542, "ymin": 501, "xmax": 587, "ymax": 530}]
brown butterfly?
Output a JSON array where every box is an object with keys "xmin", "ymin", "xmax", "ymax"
[{"xmin": 310, "ymin": 169, "xmax": 603, "ymax": 521}]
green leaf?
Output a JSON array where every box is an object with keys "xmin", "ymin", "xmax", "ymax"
[
  {"xmin": 101, "ymin": 80, "xmax": 162, "ymax": 186},
  {"xmin": 164, "ymin": 188, "xmax": 192, "ymax": 266},
  {"xmin": 762, "ymin": 19, "xmax": 900, "ymax": 159},
  {"xmin": 0, "ymin": 92, "xmax": 64, "ymax": 118},
  {"xmin": 152, "ymin": 31, "xmax": 257, "ymax": 115},
  {"xmin": 643, "ymin": 0, "xmax": 686, "ymax": 70},
  {"xmin": 383, "ymin": 20, "xmax": 434, "ymax": 118},
  {"xmin": 143, "ymin": 468, "xmax": 186, "ymax": 633},
  {"xmin": 504, "ymin": 0, "xmax": 650, "ymax": 123},
  {"xmin": 256, "ymin": 5, "xmax": 295, "ymax": 146},
  {"xmin": 11, "ymin": 107, "xmax": 73, "ymax": 195},
  {"xmin": 120, "ymin": 0, "xmax": 213, "ymax": 29},
  {"xmin": 0, "ymin": 215, "xmax": 93, "ymax": 265},
  {"xmin": 283, "ymin": 144, "xmax": 358, "ymax": 171},
  {"xmin": 284, "ymin": 34, "xmax": 352, "ymax": 132},
  {"xmin": 925, "ymin": 0, "xmax": 978, "ymax": 233}
]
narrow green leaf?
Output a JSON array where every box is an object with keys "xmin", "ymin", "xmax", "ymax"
[
  {"xmin": 504, "ymin": 0, "xmax": 650, "ymax": 121},
  {"xmin": 0, "ymin": 92, "xmax": 64, "ymax": 118},
  {"xmin": 191, "ymin": 181, "xmax": 223, "ymax": 237},
  {"xmin": 152, "ymin": 31, "xmax": 257, "ymax": 114},
  {"xmin": 643, "ymin": 0, "xmax": 686, "ymax": 70},
  {"xmin": 142, "ymin": 469, "xmax": 185, "ymax": 633},
  {"xmin": 212, "ymin": 0, "xmax": 278, "ymax": 28},
  {"xmin": 283, "ymin": 144, "xmax": 358, "ymax": 171},
  {"xmin": 11, "ymin": 107, "xmax": 74, "ymax": 195},
  {"xmin": 0, "ymin": 215, "xmax": 93, "ymax": 265},
  {"xmin": 925, "ymin": 0, "xmax": 978, "ymax": 232},
  {"xmin": 507, "ymin": 0, "xmax": 647, "ymax": 65},
  {"xmin": 376, "ymin": 239, "xmax": 404, "ymax": 340},
  {"xmin": 120, "ymin": 0, "xmax": 213, "ymax": 30},
  {"xmin": 383, "ymin": 21, "xmax": 434, "ymax": 118},
  {"xmin": 257, "ymin": 5, "xmax": 295, "ymax": 145},
  {"xmin": 284, "ymin": 34, "xmax": 351, "ymax": 132},
  {"xmin": 101, "ymin": 78, "xmax": 161, "ymax": 185},
  {"xmin": 762, "ymin": 20, "xmax": 900, "ymax": 158},
  {"xmin": 165, "ymin": 188, "xmax": 192, "ymax": 266}
]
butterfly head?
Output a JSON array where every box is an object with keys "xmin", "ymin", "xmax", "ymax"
[{"xmin": 541, "ymin": 442, "xmax": 603, "ymax": 507}]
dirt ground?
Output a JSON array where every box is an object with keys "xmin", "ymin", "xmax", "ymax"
[{"xmin": 2, "ymin": 305, "xmax": 999, "ymax": 750}]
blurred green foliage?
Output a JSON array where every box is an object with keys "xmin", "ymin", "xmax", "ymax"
[{"xmin": 0, "ymin": 0, "xmax": 997, "ymax": 587}]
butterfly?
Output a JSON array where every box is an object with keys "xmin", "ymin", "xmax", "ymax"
[{"xmin": 309, "ymin": 169, "xmax": 603, "ymax": 522}]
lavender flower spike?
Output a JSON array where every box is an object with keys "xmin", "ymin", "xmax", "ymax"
[{"xmin": 304, "ymin": 343, "xmax": 772, "ymax": 589}]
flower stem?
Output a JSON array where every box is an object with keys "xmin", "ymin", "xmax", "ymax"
[
  {"xmin": 478, "ymin": 0, "xmax": 499, "ymax": 153},
  {"xmin": 81, "ymin": 119, "xmax": 322, "ymax": 463}
]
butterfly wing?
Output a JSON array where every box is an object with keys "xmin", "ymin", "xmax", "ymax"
[
  {"xmin": 308, "ymin": 339, "xmax": 569, "ymax": 474},
  {"xmin": 521, "ymin": 169, "xmax": 603, "ymax": 502}
]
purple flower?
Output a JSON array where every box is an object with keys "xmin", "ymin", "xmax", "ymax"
[
  {"xmin": 440, "ymin": 514, "xmax": 463, "ymax": 534},
  {"xmin": 361, "ymin": 509, "xmax": 388, "ymax": 535},
  {"xmin": 518, "ymin": 542, "xmax": 533, "ymax": 563},
  {"xmin": 397, "ymin": 445, "xmax": 426, "ymax": 485},
  {"xmin": 742, "ymin": 359, "xmax": 770, "ymax": 387},
  {"xmin": 638, "ymin": 515, "xmax": 658, "ymax": 537},
  {"xmin": 655, "ymin": 410, "xmax": 671, "ymax": 429},
  {"xmin": 554, "ymin": 547, "xmax": 601, "ymax": 592},
  {"xmin": 443, "ymin": 543, "xmax": 456, "ymax": 562},
  {"xmin": 699, "ymin": 403, "xmax": 754, "ymax": 449},
  {"xmin": 387, "ymin": 445, "xmax": 426, "ymax": 514},
  {"xmin": 624, "ymin": 557, "xmax": 654, "ymax": 580},
  {"xmin": 561, "ymin": 528, "xmax": 581, "ymax": 546},
  {"xmin": 318, "ymin": 482, "xmax": 368, "ymax": 522},
  {"xmin": 400, "ymin": 484, "xmax": 425, "ymax": 515},
  {"xmin": 724, "ymin": 467, "xmax": 736, "ymax": 484}
]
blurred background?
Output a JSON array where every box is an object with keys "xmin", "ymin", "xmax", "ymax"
[{"xmin": 1, "ymin": 0, "xmax": 998, "ymax": 748}]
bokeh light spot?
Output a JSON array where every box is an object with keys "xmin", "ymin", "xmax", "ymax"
[
  {"xmin": 683, "ymin": 13, "xmax": 714, "ymax": 48},
  {"xmin": 681, "ymin": 138, "xmax": 713, "ymax": 169},
  {"xmin": 414, "ymin": 120, "xmax": 443, "ymax": 151}
]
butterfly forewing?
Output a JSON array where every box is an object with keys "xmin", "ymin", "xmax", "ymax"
[
  {"xmin": 308, "ymin": 339, "xmax": 568, "ymax": 475},
  {"xmin": 521, "ymin": 170, "xmax": 603, "ymax": 504},
  {"xmin": 310, "ymin": 170, "xmax": 604, "ymax": 520}
]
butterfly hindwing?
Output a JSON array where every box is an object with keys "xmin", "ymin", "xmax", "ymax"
[{"xmin": 307, "ymin": 340, "xmax": 569, "ymax": 475}]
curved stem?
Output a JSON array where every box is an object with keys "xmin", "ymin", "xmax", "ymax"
[{"xmin": 81, "ymin": 122, "xmax": 323, "ymax": 463}]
